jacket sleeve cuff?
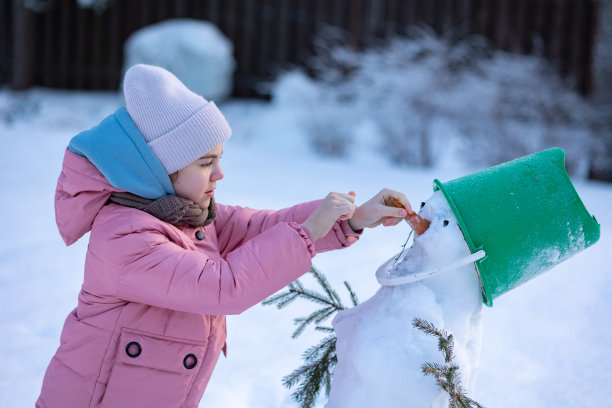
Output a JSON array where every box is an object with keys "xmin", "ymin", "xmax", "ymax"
[
  {"xmin": 338, "ymin": 219, "xmax": 363, "ymax": 245},
  {"xmin": 288, "ymin": 222, "xmax": 317, "ymax": 258}
]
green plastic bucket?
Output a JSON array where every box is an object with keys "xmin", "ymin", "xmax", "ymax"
[{"xmin": 433, "ymin": 148, "xmax": 600, "ymax": 307}]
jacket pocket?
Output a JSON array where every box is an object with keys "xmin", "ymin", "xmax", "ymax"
[{"xmin": 100, "ymin": 328, "xmax": 207, "ymax": 408}]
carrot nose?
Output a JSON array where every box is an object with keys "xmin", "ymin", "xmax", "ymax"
[{"xmin": 387, "ymin": 196, "xmax": 430, "ymax": 235}]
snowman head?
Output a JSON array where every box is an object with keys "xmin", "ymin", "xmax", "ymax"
[{"xmin": 376, "ymin": 190, "xmax": 481, "ymax": 286}]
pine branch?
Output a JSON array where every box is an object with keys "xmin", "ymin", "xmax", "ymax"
[
  {"xmin": 456, "ymin": 392, "xmax": 471, "ymax": 408},
  {"xmin": 263, "ymin": 266, "xmax": 357, "ymax": 339},
  {"xmin": 440, "ymin": 334, "xmax": 455, "ymax": 364},
  {"xmin": 296, "ymin": 287, "xmax": 344, "ymax": 309},
  {"xmin": 413, "ymin": 318, "xmax": 449, "ymax": 338},
  {"xmin": 413, "ymin": 318, "xmax": 486, "ymax": 408},
  {"xmin": 263, "ymin": 279, "xmax": 306, "ymax": 308},
  {"xmin": 311, "ymin": 265, "xmax": 344, "ymax": 308},
  {"xmin": 292, "ymin": 306, "xmax": 337, "ymax": 338},
  {"xmin": 315, "ymin": 326, "xmax": 335, "ymax": 333},
  {"xmin": 344, "ymin": 281, "xmax": 359, "ymax": 306},
  {"xmin": 262, "ymin": 289, "xmax": 299, "ymax": 308},
  {"xmin": 262, "ymin": 266, "xmax": 361, "ymax": 408},
  {"xmin": 413, "ymin": 318, "xmax": 454, "ymax": 363},
  {"xmin": 282, "ymin": 335, "xmax": 337, "ymax": 408},
  {"xmin": 464, "ymin": 396, "xmax": 486, "ymax": 408},
  {"xmin": 422, "ymin": 362, "xmax": 448, "ymax": 378}
]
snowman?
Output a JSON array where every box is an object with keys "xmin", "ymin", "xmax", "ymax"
[
  {"xmin": 325, "ymin": 190, "xmax": 486, "ymax": 408},
  {"xmin": 323, "ymin": 148, "xmax": 600, "ymax": 408}
]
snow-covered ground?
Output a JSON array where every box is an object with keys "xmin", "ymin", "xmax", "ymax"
[{"xmin": 0, "ymin": 89, "xmax": 610, "ymax": 407}]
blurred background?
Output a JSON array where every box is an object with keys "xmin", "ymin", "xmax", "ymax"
[
  {"xmin": 1, "ymin": 0, "xmax": 611, "ymax": 178},
  {"xmin": 1, "ymin": 1, "xmax": 611, "ymax": 407}
]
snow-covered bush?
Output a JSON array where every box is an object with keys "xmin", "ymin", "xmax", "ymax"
[
  {"xmin": 271, "ymin": 26, "xmax": 602, "ymax": 176},
  {"xmin": 0, "ymin": 92, "xmax": 40, "ymax": 125},
  {"xmin": 24, "ymin": 0, "xmax": 109, "ymax": 13},
  {"xmin": 590, "ymin": 0, "xmax": 612, "ymax": 180},
  {"xmin": 271, "ymin": 71, "xmax": 355, "ymax": 157},
  {"xmin": 594, "ymin": 0, "xmax": 612, "ymax": 105},
  {"xmin": 452, "ymin": 52, "xmax": 598, "ymax": 175},
  {"xmin": 124, "ymin": 19, "xmax": 236, "ymax": 102},
  {"xmin": 76, "ymin": 0, "xmax": 110, "ymax": 13}
]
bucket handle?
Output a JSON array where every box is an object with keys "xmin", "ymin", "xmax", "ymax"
[{"xmin": 377, "ymin": 250, "xmax": 486, "ymax": 287}]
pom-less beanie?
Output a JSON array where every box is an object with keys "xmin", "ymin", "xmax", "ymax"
[{"xmin": 123, "ymin": 64, "xmax": 232, "ymax": 174}]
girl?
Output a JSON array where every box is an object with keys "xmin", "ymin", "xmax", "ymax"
[{"xmin": 37, "ymin": 64, "xmax": 413, "ymax": 408}]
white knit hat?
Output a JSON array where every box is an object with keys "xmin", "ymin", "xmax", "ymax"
[{"xmin": 123, "ymin": 64, "xmax": 231, "ymax": 174}]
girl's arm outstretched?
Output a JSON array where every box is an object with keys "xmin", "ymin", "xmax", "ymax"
[{"xmin": 98, "ymin": 214, "xmax": 316, "ymax": 316}]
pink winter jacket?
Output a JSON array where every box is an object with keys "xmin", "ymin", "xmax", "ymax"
[{"xmin": 36, "ymin": 149, "xmax": 361, "ymax": 408}]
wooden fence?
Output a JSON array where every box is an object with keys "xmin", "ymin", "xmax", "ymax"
[{"xmin": 1, "ymin": 0, "xmax": 600, "ymax": 97}]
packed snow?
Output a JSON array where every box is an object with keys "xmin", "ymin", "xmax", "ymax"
[
  {"xmin": 124, "ymin": 19, "xmax": 236, "ymax": 101},
  {"xmin": 0, "ymin": 85, "xmax": 610, "ymax": 408},
  {"xmin": 327, "ymin": 190, "xmax": 483, "ymax": 408}
]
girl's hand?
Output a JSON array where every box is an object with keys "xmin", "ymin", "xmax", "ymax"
[
  {"xmin": 348, "ymin": 188, "xmax": 412, "ymax": 231},
  {"xmin": 303, "ymin": 192, "xmax": 357, "ymax": 241}
]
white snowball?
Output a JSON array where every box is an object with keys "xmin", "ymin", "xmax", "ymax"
[{"xmin": 123, "ymin": 19, "xmax": 236, "ymax": 102}]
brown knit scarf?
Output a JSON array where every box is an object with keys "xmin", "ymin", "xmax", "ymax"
[{"xmin": 109, "ymin": 192, "xmax": 217, "ymax": 228}]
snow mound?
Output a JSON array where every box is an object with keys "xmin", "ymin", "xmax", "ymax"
[
  {"xmin": 123, "ymin": 19, "xmax": 236, "ymax": 101},
  {"xmin": 326, "ymin": 191, "xmax": 484, "ymax": 408}
]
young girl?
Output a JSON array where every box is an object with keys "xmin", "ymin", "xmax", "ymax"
[{"xmin": 36, "ymin": 64, "xmax": 413, "ymax": 408}]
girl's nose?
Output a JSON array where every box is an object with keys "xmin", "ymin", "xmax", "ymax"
[{"xmin": 212, "ymin": 165, "xmax": 224, "ymax": 181}]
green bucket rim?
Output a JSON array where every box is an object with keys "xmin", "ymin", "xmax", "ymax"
[{"xmin": 433, "ymin": 179, "xmax": 492, "ymax": 306}]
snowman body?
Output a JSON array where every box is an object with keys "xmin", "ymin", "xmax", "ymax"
[{"xmin": 325, "ymin": 191, "xmax": 484, "ymax": 408}]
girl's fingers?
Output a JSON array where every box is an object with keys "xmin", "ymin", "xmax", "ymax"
[
  {"xmin": 388, "ymin": 218, "xmax": 403, "ymax": 226},
  {"xmin": 380, "ymin": 206, "xmax": 408, "ymax": 218},
  {"xmin": 383, "ymin": 191, "xmax": 413, "ymax": 214},
  {"xmin": 338, "ymin": 203, "xmax": 356, "ymax": 220},
  {"xmin": 326, "ymin": 192, "xmax": 355, "ymax": 202},
  {"xmin": 339, "ymin": 192, "xmax": 356, "ymax": 203},
  {"xmin": 383, "ymin": 216, "xmax": 403, "ymax": 226}
]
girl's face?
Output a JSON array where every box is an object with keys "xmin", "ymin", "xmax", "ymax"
[{"xmin": 170, "ymin": 144, "xmax": 224, "ymax": 208}]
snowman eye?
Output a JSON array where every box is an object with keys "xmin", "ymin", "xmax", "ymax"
[
  {"xmin": 420, "ymin": 202, "xmax": 426, "ymax": 209},
  {"xmin": 443, "ymin": 220, "xmax": 449, "ymax": 227}
]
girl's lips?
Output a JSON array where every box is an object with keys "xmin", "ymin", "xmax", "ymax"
[{"xmin": 205, "ymin": 190, "xmax": 214, "ymax": 197}]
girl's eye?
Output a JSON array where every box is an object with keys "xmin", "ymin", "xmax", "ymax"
[{"xmin": 201, "ymin": 156, "xmax": 221, "ymax": 167}]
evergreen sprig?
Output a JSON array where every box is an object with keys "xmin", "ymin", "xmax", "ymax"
[
  {"xmin": 263, "ymin": 265, "xmax": 359, "ymax": 338},
  {"xmin": 412, "ymin": 318, "xmax": 486, "ymax": 408},
  {"xmin": 282, "ymin": 335, "xmax": 337, "ymax": 408},
  {"xmin": 413, "ymin": 318, "xmax": 455, "ymax": 363},
  {"xmin": 262, "ymin": 265, "xmax": 359, "ymax": 408}
]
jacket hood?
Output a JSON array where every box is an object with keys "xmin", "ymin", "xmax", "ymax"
[
  {"xmin": 69, "ymin": 107, "xmax": 175, "ymax": 199},
  {"xmin": 55, "ymin": 148, "xmax": 120, "ymax": 245},
  {"xmin": 56, "ymin": 107, "xmax": 176, "ymax": 245}
]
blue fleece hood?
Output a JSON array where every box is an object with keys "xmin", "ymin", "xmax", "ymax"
[{"xmin": 69, "ymin": 107, "xmax": 175, "ymax": 199}]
